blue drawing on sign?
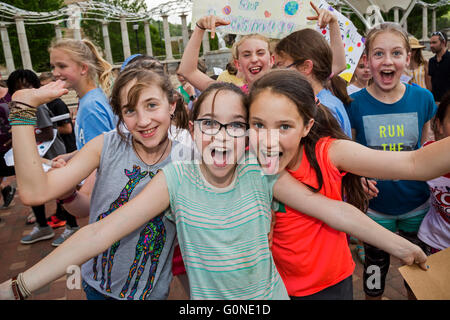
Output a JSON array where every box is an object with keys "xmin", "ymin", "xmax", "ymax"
[{"xmin": 284, "ymin": 1, "xmax": 299, "ymax": 16}]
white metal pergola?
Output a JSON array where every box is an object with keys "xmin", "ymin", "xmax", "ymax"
[{"xmin": 0, "ymin": 0, "xmax": 449, "ymax": 74}]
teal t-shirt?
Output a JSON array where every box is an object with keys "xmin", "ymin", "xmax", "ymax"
[
  {"xmin": 347, "ymin": 84, "xmax": 437, "ymax": 215},
  {"xmin": 162, "ymin": 153, "xmax": 289, "ymax": 300}
]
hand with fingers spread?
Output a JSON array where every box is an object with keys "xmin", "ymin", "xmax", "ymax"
[
  {"xmin": 307, "ymin": 1, "xmax": 338, "ymax": 29},
  {"xmin": 11, "ymin": 80, "xmax": 68, "ymax": 109},
  {"xmin": 195, "ymin": 15, "xmax": 230, "ymax": 39}
]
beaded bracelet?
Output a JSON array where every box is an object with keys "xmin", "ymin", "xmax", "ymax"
[{"xmin": 8, "ymin": 101, "xmax": 37, "ymax": 126}]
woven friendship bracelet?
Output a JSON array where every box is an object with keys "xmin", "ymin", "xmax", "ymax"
[{"xmin": 8, "ymin": 100, "xmax": 38, "ymax": 126}]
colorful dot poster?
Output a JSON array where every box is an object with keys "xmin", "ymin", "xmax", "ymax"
[
  {"xmin": 316, "ymin": 0, "xmax": 365, "ymax": 82},
  {"xmin": 191, "ymin": 0, "xmax": 365, "ymax": 82}
]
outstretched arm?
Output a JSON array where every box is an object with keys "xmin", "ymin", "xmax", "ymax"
[
  {"xmin": 329, "ymin": 138, "xmax": 450, "ymax": 181},
  {"xmin": 0, "ymin": 171, "xmax": 170, "ymax": 299},
  {"xmin": 273, "ymin": 171, "xmax": 428, "ymax": 269},
  {"xmin": 178, "ymin": 15, "xmax": 229, "ymax": 91}
]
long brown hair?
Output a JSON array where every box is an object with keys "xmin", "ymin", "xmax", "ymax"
[
  {"xmin": 275, "ymin": 28, "xmax": 352, "ymax": 105},
  {"xmin": 109, "ymin": 68, "xmax": 188, "ymax": 142},
  {"xmin": 249, "ymin": 69, "xmax": 368, "ymax": 212}
]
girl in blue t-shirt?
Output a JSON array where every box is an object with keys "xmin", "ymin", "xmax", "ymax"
[
  {"xmin": 346, "ymin": 22, "xmax": 437, "ymax": 300},
  {"xmin": 273, "ymin": 27, "xmax": 352, "ymax": 138},
  {"xmin": 49, "ymin": 39, "xmax": 116, "ymax": 150},
  {"xmin": 0, "ymin": 80, "xmax": 432, "ymax": 300}
]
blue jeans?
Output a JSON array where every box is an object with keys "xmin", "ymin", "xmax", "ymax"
[{"xmin": 82, "ymin": 280, "xmax": 116, "ymax": 300}]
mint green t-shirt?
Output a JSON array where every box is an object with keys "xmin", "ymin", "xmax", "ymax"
[{"xmin": 162, "ymin": 154, "xmax": 289, "ymax": 300}]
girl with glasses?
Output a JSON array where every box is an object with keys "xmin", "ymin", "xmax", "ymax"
[{"xmin": 0, "ymin": 80, "xmax": 433, "ymax": 300}]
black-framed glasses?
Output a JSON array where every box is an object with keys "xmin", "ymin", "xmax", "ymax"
[
  {"xmin": 275, "ymin": 60, "xmax": 303, "ymax": 69},
  {"xmin": 195, "ymin": 119, "xmax": 249, "ymax": 138},
  {"xmin": 432, "ymin": 31, "xmax": 446, "ymax": 42}
]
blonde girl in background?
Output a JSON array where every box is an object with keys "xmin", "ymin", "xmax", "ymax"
[{"xmin": 407, "ymin": 36, "xmax": 431, "ymax": 90}]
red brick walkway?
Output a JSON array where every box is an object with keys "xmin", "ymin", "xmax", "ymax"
[{"xmin": 0, "ymin": 177, "xmax": 407, "ymax": 300}]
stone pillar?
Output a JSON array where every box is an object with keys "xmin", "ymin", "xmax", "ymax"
[
  {"xmin": 15, "ymin": 16, "xmax": 33, "ymax": 70},
  {"xmin": 55, "ymin": 23, "xmax": 62, "ymax": 40},
  {"xmin": 180, "ymin": 14, "xmax": 189, "ymax": 50},
  {"xmin": 73, "ymin": 19, "xmax": 81, "ymax": 40},
  {"xmin": 162, "ymin": 14, "xmax": 173, "ymax": 60},
  {"xmin": 102, "ymin": 22, "xmax": 113, "ymax": 64},
  {"xmin": 120, "ymin": 16, "xmax": 131, "ymax": 59},
  {"xmin": 0, "ymin": 24, "xmax": 15, "ymax": 74},
  {"xmin": 143, "ymin": 21, "xmax": 153, "ymax": 56},
  {"xmin": 422, "ymin": 5, "xmax": 428, "ymax": 41},
  {"xmin": 394, "ymin": 7, "xmax": 399, "ymax": 23},
  {"xmin": 432, "ymin": 8, "xmax": 436, "ymax": 33},
  {"xmin": 202, "ymin": 32, "xmax": 210, "ymax": 55}
]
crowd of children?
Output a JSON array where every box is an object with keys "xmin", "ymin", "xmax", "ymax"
[{"xmin": 0, "ymin": 2, "xmax": 449, "ymax": 301}]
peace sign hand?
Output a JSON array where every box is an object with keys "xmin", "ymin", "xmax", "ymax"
[{"xmin": 307, "ymin": 1, "xmax": 338, "ymax": 29}]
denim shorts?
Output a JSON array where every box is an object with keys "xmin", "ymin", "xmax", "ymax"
[{"xmin": 82, "ymin": 280, "xmax": 117, "ymax": 300}]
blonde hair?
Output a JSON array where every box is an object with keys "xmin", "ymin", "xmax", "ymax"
[
  {"xmin": 232, "ymin": 34, "xmax": 271, "ymax": 59},
  {"xmin": 364, "ymin": 22, "xmax": 411, "ymax": 56},
  {"xmin": 49, "ymin": 39, "xmax": 113, "ymax": 95}
]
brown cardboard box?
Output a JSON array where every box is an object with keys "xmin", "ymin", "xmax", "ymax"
[{"xmin": 399, "ymin": 247, "xmax": 450, "ymax": 300}]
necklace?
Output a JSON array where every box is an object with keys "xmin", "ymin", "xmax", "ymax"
[{"xmin": 132, "ymin": 137, "xmax": 171, "ymax": 169}]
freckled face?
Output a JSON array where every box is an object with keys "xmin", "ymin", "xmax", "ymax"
[
  {"xmin": 366, "ymin": 32, "xmax": 410, "ymax": 92},
  {"xmin": 235, "ymin": 38, "xmax": 274, "ymax": 85}
]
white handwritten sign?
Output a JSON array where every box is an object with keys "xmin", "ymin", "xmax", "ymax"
[
  {"xmin": 192, "ymin": 0, "xmax": 320, "ymax": 39},
  {"xmin": 192, "ymin": 0, "xmax": 365, "ymax": 82},
  {"xmin": 316, "ymin": 0, "xmax": 365, "ymax": 82}
]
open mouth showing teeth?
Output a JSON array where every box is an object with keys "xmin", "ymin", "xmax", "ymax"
[
  {"xmin": 249, "ymin": 66, "xmax": 262, "ymax": 74},
  {"xmin": 380, "ymin": 70, "xmax": 395, "ymax": 80},
  {"xmin": 141, "ymin": 128, "xmax": 156, "ymax": 135}
]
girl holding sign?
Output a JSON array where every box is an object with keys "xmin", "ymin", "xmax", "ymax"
[{"xmin": 179, "ymin": 2, "xmax": 346, "ymax": 94}]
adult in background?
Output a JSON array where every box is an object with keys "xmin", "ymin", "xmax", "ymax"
[{"xmin": 428, "ymin": 31, "xmax": 450, "ymax": 103}]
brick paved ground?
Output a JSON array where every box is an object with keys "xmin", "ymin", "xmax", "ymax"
[{"xmin": 0, "ymin": 177, "xmax": 408, "ymax": 300}]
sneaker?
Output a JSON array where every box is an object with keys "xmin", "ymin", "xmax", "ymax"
[
  {"xmin": 1, "ymin": 186, "xmax": 16, "ymax": 208},
  {"xmin": 47, "ymin": 215, "xmax": 66, "ymax": 229},
  {"xmin": 21, "ymin": 225, "xmax": 55, "ymax": 244},
  {"xmin": 52, "ymin": 225, "xmax": 80, "ymax": 247}
]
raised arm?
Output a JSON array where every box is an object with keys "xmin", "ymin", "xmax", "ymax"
[
  {"xmin": 273, "ymin": 171, "xmax": 428, "ymax": 269},
  {"xmin": 178, "ymin": 15, "xmax": 229, "ymax": 91},
  {"xmin": 10, "ymin": 82, "xmax": 99, "ymax": 205},
  {"xmin": 329, "ymin": 137, "xmax": 450, "ymax": 181},
  {"xmin": 0, "ymin": 171, "xmax": 171, "ymax": 300},
  {"xmin": 307, "ymin": 2, "xmax": 346, "ymax": 74}
]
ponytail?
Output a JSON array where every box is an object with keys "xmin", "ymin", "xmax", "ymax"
[
  {"xmin": 82, "ymin": 39, "xmax": 113, "ymax": 96},
  {"xmin": 50, "ymin": 39, "xmax": 113, "ymax": 95},
  {"xmin": 328, "ymin": 75, "xmax": 352, "ymax": 105},
  {"xmin": 172, "ymin": 90, "xmax": 189, "ymax": 130}
]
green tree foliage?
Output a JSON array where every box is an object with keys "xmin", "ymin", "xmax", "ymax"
[
  {"xmin": 348, "ymin": 0, "xmax": 450, "ymax": 39},
  {"xmin": 0, "ymin": 0, "xmax": 64, "ymax": 72}
]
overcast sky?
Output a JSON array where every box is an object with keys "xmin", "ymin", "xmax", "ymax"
[{"xmin": 145, "ymin": 0, "xmax": 192, "ymax": 23}]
